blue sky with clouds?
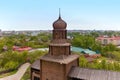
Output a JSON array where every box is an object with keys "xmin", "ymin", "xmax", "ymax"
[{"xmin": 0, "ymin": 0, "xmax": 120, "ymax": 31}]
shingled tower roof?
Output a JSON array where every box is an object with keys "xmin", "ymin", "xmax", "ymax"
[{"xmin": 53, "ymin": 9, "xmax": 67, "ymax": 30}]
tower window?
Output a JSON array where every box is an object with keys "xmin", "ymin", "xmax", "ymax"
[{"xmin": 34, "ymin": 76, "xmax": 39, "ymax": 80}]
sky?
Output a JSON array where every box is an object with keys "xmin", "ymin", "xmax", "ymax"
[{"xmin": 0, "ymin": 0, "xmax": 120, "ymax": 31}]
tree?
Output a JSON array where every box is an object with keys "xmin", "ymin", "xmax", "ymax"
[{"xmin": 79, "ymin": 55, "xmax": 88, "ymax": 67}]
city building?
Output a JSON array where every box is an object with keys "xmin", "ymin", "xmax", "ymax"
[{"xmin": 96, "ymin": 36, "xmax": 120, "ymax": 46}]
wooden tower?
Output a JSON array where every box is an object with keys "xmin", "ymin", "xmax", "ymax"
[{"xmin": 40, "ymin": 10, "xmax": 79, "ymax": 80}]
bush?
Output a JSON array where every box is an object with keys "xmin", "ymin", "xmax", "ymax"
[
  {"xmin": 28, "ymin": 50, "xmax": 46, "ymax": 63},
  {"xmin": 79, "ymin": 55, "xmax": 88, "ymax": 67},
  {"xmin": 79, "ymin": 57, "xmax": 120, "ymax": 71},
  {"xmin": 4, "ymin": 61, "xmax": 19, "ymax": 70},
  {"xmin": 0, "ymin": 50, "xmax": 28, "ymax": 72},
  {"xmin": 104, "ymin": 51, "xmax": 120, "ymax": 61},
  {"xmin": 0, "ymin": 67, "xmax": 6, "ymax": 72}
]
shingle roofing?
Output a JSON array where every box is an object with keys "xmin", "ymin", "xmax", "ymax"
[
  {"xmin": 31, "ymin": 59, "xmax": 40, "ymax": 71},
  {"xmin": 40, "ymin": 54, "xmax": 79, "ymax": 64},
  {"xmin": 68, "ymin": 67, "xmax": 120, "ymax": 80}
]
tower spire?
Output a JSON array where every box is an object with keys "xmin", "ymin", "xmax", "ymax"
[{"xmin": 59, "ymin": 8, "xmax": 61, "ymax": 19}]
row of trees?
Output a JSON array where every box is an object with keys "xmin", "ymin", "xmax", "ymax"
[
  {"xmin": 69, "ymin": 32, "xmax": 120, "ymax": 71},
  {"xmin": 0, "ymin": 32, "xmax": 51, "ymax": 52},
  {"xmin": 0, "ymin": 50, "xmax": 46, "ymax": 72},
  {"xmin": 0, "ymin": 51, "xmax": 27, "ymax": 72},
  {"xmin": 0, "ymin": 32, "xmax": 49, "ymax": 76},
  {"xmin": 71, "ymin": 33, "xmax": 119, "ymax": 56}
]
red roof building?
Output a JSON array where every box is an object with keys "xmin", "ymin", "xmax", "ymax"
[
  {"xmin": 96, "ymin": 36, "xmax": 120, "ymax": 46},
  {"xmin": 13, "ymin": 46, "xmax": 32, "ymax": 52}
]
